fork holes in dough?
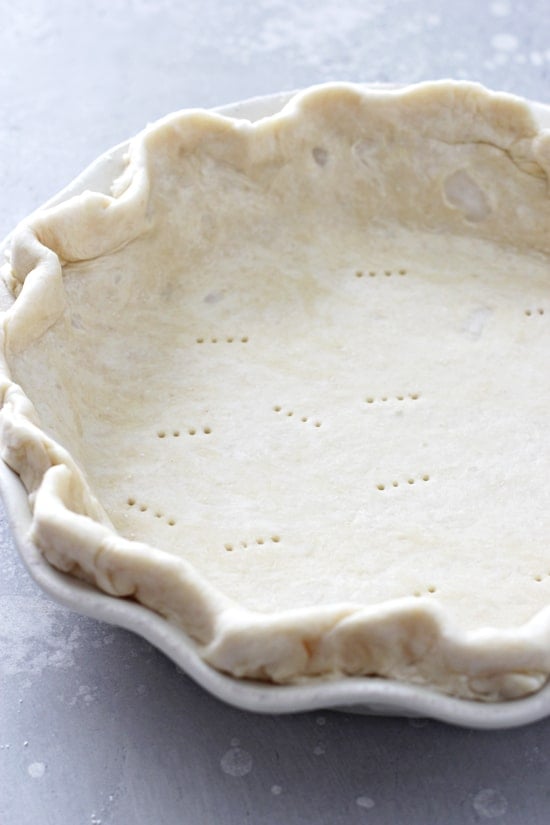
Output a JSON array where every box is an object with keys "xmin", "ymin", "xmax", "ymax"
[
  {"xmin": 365, "ymin": 393, "xmax": 420, "ymax": 405},
  {"xmin": 224, "ymin": 536, "xmax": 281, "ymax": 551},
  {"xmin": 413, "ymin": 586, "xmax": 436, "ymax": 597},
  {"xmin": 357, "ymin": 269, "xmax": 407, "ymax": 278},
  {"xmin": 312, "ymin": 146, "xmax": 329, "ymax": 166},
  {"xmin": 377, "ymin": 474, "xmax": 429, "ymax": 490},
  {"xmin": 158, "ymin": 429, "xmax": 209, "ymax": 438},
  {"xmin": 275, "ymin": 406, "xmax": 322, "ymax": 427},
  {"xmin": 130, "ymin": 499, "xmax": 176, "ymax": 528},
  {"xmin": 196, "ymin": 336, "xmax": 248, "ymax": 343}
]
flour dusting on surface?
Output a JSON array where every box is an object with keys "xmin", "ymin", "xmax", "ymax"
[
  {"xmin": 489, "ymin": 1, "xmax": 511, "ymax": 15},
  {"xmin": 0, "ymin": 596, "xmax": 81, "ymax": 677},
  {"xmin": 491, "ymin": 33, "xmax": 518, "ymax": 51},
  {"xmin": 27, "ymin": 761, "xmax": 46, "ymax": 779},
  {"xmin": 473, "ymin": 789, "xmax": 508, "ymax": 819},
  {"xmin": 220, "ymin": 746, "xmax": 253, "ymax": 777}
]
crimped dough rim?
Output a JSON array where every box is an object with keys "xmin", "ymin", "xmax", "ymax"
[{"xmin": 1, "ymin": 80, "xmax": 550, "ymax": 701}]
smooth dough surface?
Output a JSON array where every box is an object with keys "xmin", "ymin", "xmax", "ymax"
[{"xmin": 1, "ymin": 82, "xmax": 550, "ymax": 700}]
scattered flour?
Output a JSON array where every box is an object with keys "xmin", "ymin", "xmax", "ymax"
[
  {"xmin": 356, "ymin": 796, "xmax": 375, "ymax": 810},
  {"xmin": 27, "ymin": 762, "xmax": 45, "ymax": 779},
  {"xmin": 0, "ymin": 596, "xmax": 81, "ymax": 678},
  {"xmin": 473, "ymin": 789, "xmax": 508, "ymax": 819},
  {"xmin": 489, "ymin": 1, "xmax": 511, "ymax": 16},
  {"xmin": 220, "ymin": 746, "xmax": 253, "ymax": 777},
  {"xmin": 491, "ymin": 33, "xmax": 518, "ymax": 51}
]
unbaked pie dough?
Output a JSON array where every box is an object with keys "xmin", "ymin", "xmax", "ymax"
[{"xmin": 1, "ymin": 81, "xmax": 549, "ymax": 701}]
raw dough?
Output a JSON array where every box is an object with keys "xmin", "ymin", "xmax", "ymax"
[{"xmin": 1, "ymin": 81, "xmax": 550, "ymax": 700}]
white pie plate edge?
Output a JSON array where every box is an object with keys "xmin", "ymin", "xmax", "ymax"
[{"xmin": 2, "ymin": 83, "xmax": 550, "ymax": 729}]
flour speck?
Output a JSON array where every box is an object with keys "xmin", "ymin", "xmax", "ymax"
[
  {"xmin": 489, "ymin": 1, "xmax": 510, "ymax": 15},
  {"xmin": 271, "ymin": 785, "xmax": 283, "ymax": 795},
  {"xmin": 473, "ymin": 789, "xmax": 508, "ymax": 819},
  {"xmin": 313, "ymin": 743, "xmax": 326, "ymax": 756},
  {"xmin": 28, "ymin": 762, "xmax": 45, "ymax": 779},
  {"xmin": 356, "ymin": 796, "xmax": 375, "ymax": 809},
  {"xmin": 491, "ymin": 33, "xmax": 518, "ymax": 51},
  {"xmin": 426, "ymin": 13, "xmax": 441, "ymax": 27},
  {"xmin": 220, "ymin": 747, "xmax": 253, "ymax": 777},
  {"xmin": 316, "ymin": 716, "xmax": 326, "ymax": 726}
]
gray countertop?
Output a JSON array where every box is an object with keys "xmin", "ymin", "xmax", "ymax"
[{"xmin": 1, "ymin": 1, "xmax": 550, "ymax": 823}]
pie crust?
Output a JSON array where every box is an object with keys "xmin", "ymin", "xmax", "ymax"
[{"xmin": 1, "ymin": 81, "xmax": 549, "ymax": 701}]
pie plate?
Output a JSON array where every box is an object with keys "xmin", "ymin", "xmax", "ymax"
[{"xmin": 1, "ymin": 84, "xmax": 550, "ymax": 728}]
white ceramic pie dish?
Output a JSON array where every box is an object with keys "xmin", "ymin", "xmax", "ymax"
[{"xmin": 1, "ymin": 85, "xmax": 550, "ymax": 729}]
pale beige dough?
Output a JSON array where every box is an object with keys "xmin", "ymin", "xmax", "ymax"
[{"xmin": 1, "ymin": 81, "xmax": 550, "ymax": 700}]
